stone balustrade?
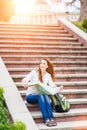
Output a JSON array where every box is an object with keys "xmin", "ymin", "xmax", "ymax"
[{"xmin": 10, "ymin": 12, "xmax": 80, "ymax": 24}]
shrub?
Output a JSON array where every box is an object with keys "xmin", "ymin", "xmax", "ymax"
[
  {"xmin": 0, "ymin": 87, "xmax": 4, "ymax": 100},
  {"xmin": 72, "ymin": 21, "xmax": 87, "ymax": 33},
  {"xmin": 82, "ymin": 18, "xmax": 87, "ymax": 29},
  {"xmin": 0, "ymin": 87, "xmax": 11, "ymax": 130},
  {"xmin": 11, "ymin": 121, "xmax": 26, "ymax": 130},
  {"xmin": 0, "ymin": 87, "xmax": 26, "ymax": 130}
]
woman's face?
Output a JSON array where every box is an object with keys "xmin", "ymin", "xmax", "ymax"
[{"xmin": 39, "ymin": 59, "xmax": 48, "ymax": 71}]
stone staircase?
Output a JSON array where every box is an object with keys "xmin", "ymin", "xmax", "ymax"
[{"xmin": 0, "ymin": 23, "xmax": 87, "ymax": 130}]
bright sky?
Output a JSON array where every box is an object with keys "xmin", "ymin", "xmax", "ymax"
[{"xmin": 13, "ymin": 0, "xmax": 80, "ymax": 14}]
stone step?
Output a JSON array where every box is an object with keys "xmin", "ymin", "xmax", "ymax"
[
  {"xmin": 0, "ymin": 31, "xmax": 68, "ymax": 35},
  {"xmin": 0, "ymin": 26, "xmax": 63, "ymax": 31},
  {"xmin": 63, "ymin": 89, "xmax": 87, "ymax": 98},
  {"xmin": 0, "ymin": 23, "xmax": 58, "ymax": 25},
  {"xmin": 0, "ymin": 44, "xmax": 87, "ymax": 50},
  {"xmin": 1, "ymin": 55, "xmax": 87, "ymax": 60},
  {"xmin": 0, "ymin": 24, "xmax": 61, "ymax": 28},
  {"xmin": 0, "ymin": 36, "xmax": 78, "ymax": 42},
  {"xmin": 0, "ymin": 23, "xmax": 59, "ymax": 26},
  {"xmin": 0, "ymin": 40, "xmax": 81, "ymax": 46},
  {"xmin": 4, "ymin": 60, "xmax": 87, "ymax": 64},
  {"xmin": 1, "ymin": 50, "xmax": 87, "ymax": 56},
  {"xmin": 31, "ymin": 108, "xmax": 87, "ymax": 122},
  {"xmin": 16, "ymin": 81, "xmax": 87, "ymax": 87},
  {"xmin": 11, "ymin": 73, "xmax": 87, "ymax": 82},
  {"xmin": 2, "ymin": 55, "xmax": 87, "ymax": 62},
  {"xmin": 10, "ymin": 73, "xmax": 87, "ymax": 79},
  {"xmin": 15, "ymin": 81, "xmax": 87, "ymax": 90},
  {"xmin": 8, "ymin": 67, "xmax": 87, "ymax": 71},
  {"xmin": 0, "ymin": 28, "xmax": 65, "ymax": 33},
  {"xmin": 30, "ymin": 98, "xmax": 87, "ymax": 105},
  {"xmin": 0, "ymin": 34, "xmax": 73, "ymax": 38},
  {"xmin": 4, "ymin": 60, "xmax": 87, "ymax": 68},
  {"xmin": 7, "ymin": 67, "xmax": 87, "ymax": 75},
  {"xmin": 25, "ymin": 98, "xmax": 87, "ymax": 111},
  {"xmin": 37, "ymin": 120, "xmax": 87, "ymax": 130},
  {"xmin": 6, "ymin": 64, "xmax": 87, "ymax": 69},
  {"xmin": 24, "ymin": 98, "xmax": 87, "ymax": 109},
  {"xmin": 0, "ymin": 32, "xmax": 72, "ymax": 37},
  {"xmin": 19, "ymin": 89, "xmax": 87, "ymax": 99},
  {"xmin": 20, "ymin": 89, "xmax": 87, "ymax": 95},
  {"xmin": 1, "ymin": 49, "xmax": 87, "ymax": 54},
  {"xmin": 0, "ymin": 29, "xmax": 67, "ymax": 34}
]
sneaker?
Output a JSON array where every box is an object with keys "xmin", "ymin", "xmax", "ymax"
[
  {"xmin": 50, "ymin": 119, "xmax": 57, "ymax": 126},
  {"xmin": 45, "ymin": 119, "xmax": 53, "ymax": 127}
]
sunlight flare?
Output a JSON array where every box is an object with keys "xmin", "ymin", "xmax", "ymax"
[{"xmin": 14, "ymin": 0, "xmax": 36, "ymax": 13}]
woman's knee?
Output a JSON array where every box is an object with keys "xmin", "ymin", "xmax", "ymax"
[
  {"xmin": 44, "ymin": 95, "xmax": 50, "ymax": 103},
  {"xmin": 26, "ymin": 95, "xmax": 29, "ymax": 103},
  {"xmin": 26, "ymin": 94, "xmax": 38, "ymax": 104},
  {"xmin": 38, "ymin": 94, "xmax": 45, "ymax": 102}
]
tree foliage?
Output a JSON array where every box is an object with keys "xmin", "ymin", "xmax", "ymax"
[{"xmin": 0, "ymin": 0, "xmax": 15, "ymax": 22}]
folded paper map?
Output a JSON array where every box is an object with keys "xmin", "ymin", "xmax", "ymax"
[{"xmin": 28, "ymin": 82, "xmax": 60, "ymax": 95}]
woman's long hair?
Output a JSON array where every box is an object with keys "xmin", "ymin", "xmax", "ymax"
[{"xmin": 38, "ymin": 59, "xmax": 55, "ymax": 82}]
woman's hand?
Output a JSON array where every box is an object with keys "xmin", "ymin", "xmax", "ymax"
[
  {"xmin": 59, "ymin": 85, "xmax": 63, "ymax": 92},
  {"xmin": 22, "ymin": 80, "xmax": 28, "ymax": 88}
]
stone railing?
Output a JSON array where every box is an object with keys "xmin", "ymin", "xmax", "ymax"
[
  {"xmin": 57, "ymin": 18, "xmax": 87, "ymax": 46},
  {"xmin": 0, "ymin": 57, "xmax": 38, "ymax": 130},
  {"xmin": 10, "ymin": 12, "xmax": 80, "ymax": 24},
  {"xmin": 55, "ymin": 12, "xmax": 80, "ymax": 22}
]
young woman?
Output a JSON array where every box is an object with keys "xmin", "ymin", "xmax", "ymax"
[{"xmin": 22, "ymin": 59, "xmax": 63, "ymax": 127}]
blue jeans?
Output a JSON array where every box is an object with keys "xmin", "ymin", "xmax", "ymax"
[{"xmin": 26, "ymin": 94, "xmax": 53, "ymax": 121}]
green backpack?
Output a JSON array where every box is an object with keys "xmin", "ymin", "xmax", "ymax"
[{"xmin": 50, "ymin": 93, "xmax": 70, "ymax": 112}]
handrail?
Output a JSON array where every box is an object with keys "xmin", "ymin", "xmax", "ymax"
[
  {"xmin": 57, "ymin": 18, "xmax": 87, "ymax": 46},
  {"xmin": 0, "ymin": 57, "xmax": 38, "ymax": 130}
]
